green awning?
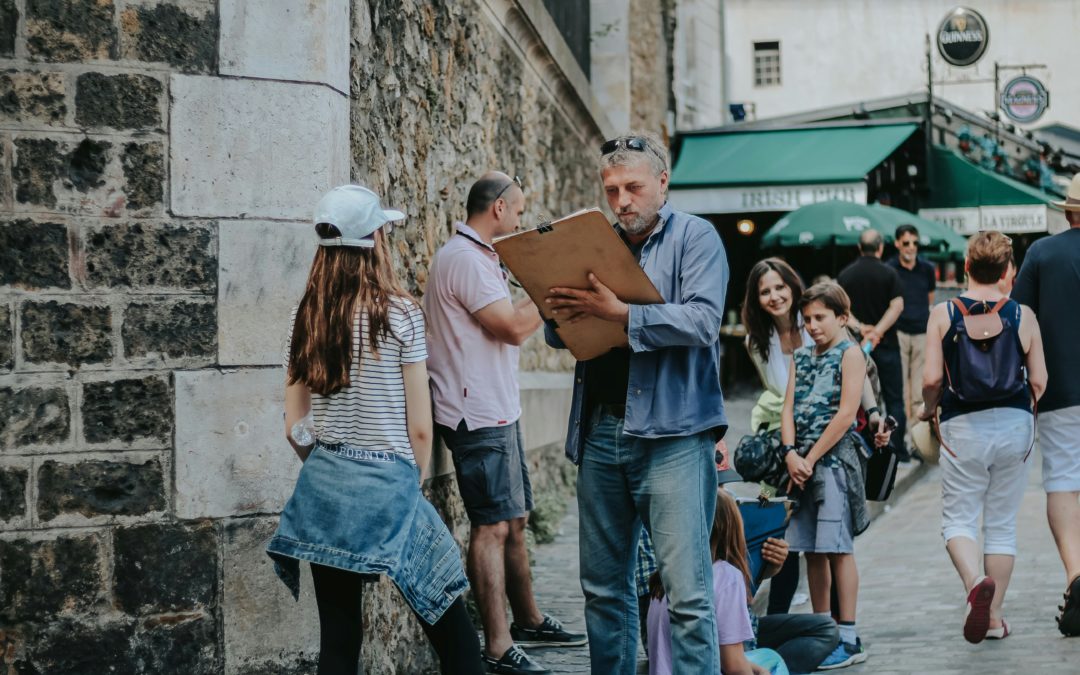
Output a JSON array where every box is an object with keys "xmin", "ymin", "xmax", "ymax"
[
  {"xmin": 923, "ymin": 145, "xmax": 1054, "ymax": 208},
  {"xmin": 671, "ymin": 123, "xmax": 919, "ymax": 187}
]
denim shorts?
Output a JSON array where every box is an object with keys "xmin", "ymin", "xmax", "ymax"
[
  {"xmin": 786, "ymin": 465, "xmax": 854, "ymax": 554},
  {"xmin": 437, "ymin": 420, "xmax": 533, "ymax": 525}
]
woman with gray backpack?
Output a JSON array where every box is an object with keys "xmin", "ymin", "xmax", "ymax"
[{"xmin": 918, "ymin": 230, "xmax": 1047, "ymax": 644}]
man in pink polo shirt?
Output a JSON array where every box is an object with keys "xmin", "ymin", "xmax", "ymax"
[{"xmin": 426, "ymin": 172, "xmax": 585, "ymax": 675}]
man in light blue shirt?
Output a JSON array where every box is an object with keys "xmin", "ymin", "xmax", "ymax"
[{"xmin": 546, "ymin": 132, "xmax": 730, "ymax": 674}]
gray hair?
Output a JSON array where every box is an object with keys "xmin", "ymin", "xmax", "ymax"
[
  {"xmin": 600, "ymin": 131, "xmax": 669, "ymax": 177},
  {"xmin": 858, "ymin": 228, "xmax": 883, "ymax": 254}
]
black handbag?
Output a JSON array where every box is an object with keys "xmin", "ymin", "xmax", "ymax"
[
  {"xmin": 733, "ymin": 427, "xmax": 786, "ymax": 487},
  {"xmin": 861, "ymin": 430, "xmax": 898, "ymax": 502}
]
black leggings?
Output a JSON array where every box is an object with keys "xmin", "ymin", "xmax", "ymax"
[{"xmin": 310, "ymin": 563, "xmax": 483, "ymax": 675}]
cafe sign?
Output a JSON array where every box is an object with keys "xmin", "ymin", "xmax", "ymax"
[
  {"xmin": 1000, "ymin": 75, "xmax": 1049, "ymax": 124},
  {"xmin": 937, "ymin": 7, "xmax": 989, "ymax": 67},
  {"xmin": 919, "ymin": 205, "xmax": 1052, "ymax": 235},
  {"xmin": 669, "ymin": 182, "xmax": 868, "ymax": 214}
]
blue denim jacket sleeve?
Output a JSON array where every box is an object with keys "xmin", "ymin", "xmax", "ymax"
[{"xmin": 627, "ymin": 219, "xmax": 728, "ymax": 352}]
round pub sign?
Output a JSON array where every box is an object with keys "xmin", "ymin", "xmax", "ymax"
[
  {"xmin": 937, "ymin": 7, "xmax": 989, "ymax": 67},
  {"xmin": 1000, "ymin": 76, "xmax": 1049, "ymax": 123}
]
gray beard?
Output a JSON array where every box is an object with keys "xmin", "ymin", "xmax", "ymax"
[{"xmin": 620, "ymin": 210, "xmax": 656, "ymax": 235}]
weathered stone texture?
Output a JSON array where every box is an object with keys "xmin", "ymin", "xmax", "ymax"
[
  {"xmin": 351, "ymin": 1, "xmax": 597, "ymax": 374},
  {"xmin": 0, "ymin": 0, "xmax": 16, "ymax": 57},
  {"xmin": 25, "ymin": 0, "xmax": 117, "ymax": 62},
  {"xmin": 83, "ymin": 222, "xmax": 216, "ymax": 290},
  {"xmin": 0, "ymin": 465, "xmax": 27, "ymax": 519},
  {"xmin": 75, "ymin": 72, "xmax": 163, "ymax": 129},
  {"xmin": 113, "ymin": 522, "xmax": 218, "ymax": 615},
  {"xmin": 123, "ymin": 298, "xmax": 215, "ymax": 362},
  {"xmin": 18, "ymin": 618, "xmax": 136, "ymax": 675},
  {"xmin": 173, "ymin": 369, "xmax": 299, "ymax": 519},
  {"xmin": 0, "ymin": 219, "xmax": 70, "ymax": 290},
  {"xmin": 131, "ymin": 614, "xmax": 219, "ymax": 674},
  {"xmin": 82, "ymin": 375, "xmax": 172, "ymax": 444},
  {"xmin": 121, "ymin": 141, "xmax": 164, "ymax": 210},
  {"xmin": 0, "ymin": 385, "xmax": 70, "ymax": 449},
  {"xmin": 5, "ymin": 610, "xmax": 218, "ymax": 674},
  {"xmin": 217, "ymin": 220, "xmax": 315, "ymax": 365},
  {"xmin": 222, "ymin": 518, "xmax": 319, "ymax": 673},
  {"xmin": 65, "ymin": 136, "xmax": 111, "ymax": 192},
  {"xmin": 0, "ymin": 303, "xmax": 11, "ymax": 370},
  {"xmin": 120, "ymin": 4, "xmax": 217, "ymax": 73},
  {"xmin": 20, "ymin": 300, "xmax": 112, "ymax": 366},
  {"xmin": 169, "ymin": 76, "xmax": 348, "ymax": 220},
  {"xmin": 36, "ymin": 458, "xmax": 165, "ymax": 521},
  {"xmin": 219, "ymin": 0, "xmax": 350, "ymax": 91},
  {"xmin": 0, "ymin": 135, "xmax": 11, "ymax": 213},
  {"xmin": 13, "ymin": 136, "xmax": 114, "ymax": 208},
  {"xmin": 629, "ymin": 0, "xmax": 674, "ymax": 132},
  {"xmin": 0, "ymin": 534, "xmax": 106, "ymax": 623},
  {"xmin": 0, "ymin": 70, "xmax": 67, "ymax": 125},
  {"xmin": 13, "ymin": 136, "xmax": 62, "ymax": 206}
]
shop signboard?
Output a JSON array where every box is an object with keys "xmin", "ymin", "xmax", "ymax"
[
  {"xmin": 670, "ymin": 182, "xmax": 867, "ymax": 214},
  {"xmin": 1000, "ymin": 75, "xmax": 1049, "ymax": 124},
  {"xmin": 919, "ymin": 205, "xmax": 1053, "ymax": 234},
  {"xmin": 937, "ymin": 7, "xmax": 989, "ymax": 67}
]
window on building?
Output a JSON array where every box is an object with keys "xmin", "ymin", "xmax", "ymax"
[{"xmin": 753, "ymin": 41, "xmax": 781, "ymax": 87}]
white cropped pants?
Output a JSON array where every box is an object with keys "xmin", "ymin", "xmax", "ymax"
[{"xmin": 939, "ymin": 407, "xmax": 1033, "ymax": 556}]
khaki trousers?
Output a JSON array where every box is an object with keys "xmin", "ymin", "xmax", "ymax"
[{"xmin": 898, "ymin": 331, "xmax": 926, "ymax": 429}]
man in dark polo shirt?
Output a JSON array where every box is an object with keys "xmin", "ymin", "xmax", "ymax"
[
  {"xmin": 887, "ymin": 224, "xmax": 936, "ymax": 448},
  {"xmin": 838, "ymin": 229, "xmax": 907, "ymax": 458},
  {"xmin": 1012, "ymin": 172, "xmax": 1080, "ymax": 636}
]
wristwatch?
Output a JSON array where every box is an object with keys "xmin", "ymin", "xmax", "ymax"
[{"xmin": 780, "ymin": 444, "xmax": 796, "ymax": 457}]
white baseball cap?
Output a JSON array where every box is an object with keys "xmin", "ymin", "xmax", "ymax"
[{"xmin": 313, "ymin": 185, "xmax": 405, "ymax": 248}]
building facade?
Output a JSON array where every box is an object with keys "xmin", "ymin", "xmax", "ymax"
[{"xmin": 713, "ymin": 0, "xmax": 1079, "ymax": 132}]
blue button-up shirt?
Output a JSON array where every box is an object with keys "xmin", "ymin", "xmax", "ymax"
[{"xmin": 545, "ymin": 202, "xmax": 730, "ymax": 464}]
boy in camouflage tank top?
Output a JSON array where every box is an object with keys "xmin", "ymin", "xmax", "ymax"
[{"xmin": 781, "ymin": 282, "xmax": 870, "ymax": 670}]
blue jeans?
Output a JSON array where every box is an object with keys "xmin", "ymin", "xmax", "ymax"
[{"xmin": 578, "ymin": 412, "xmax": 719, "ymax": 674}]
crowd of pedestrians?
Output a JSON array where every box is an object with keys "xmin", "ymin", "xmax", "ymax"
[{"xmin": 262, "ymin": 134, "xmax": 1080, "ymax": 675}]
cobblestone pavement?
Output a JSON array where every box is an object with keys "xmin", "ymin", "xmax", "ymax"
[
  {"xmin": 529, "ymin": 402, "xmax": 1078, "ymax": 673},
  {"xmin": 845, "ymin": 457, "xmax": 1077, "ymax": 674}
]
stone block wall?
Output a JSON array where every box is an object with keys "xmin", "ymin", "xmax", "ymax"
[
  {"xmin": 1, "ymin": 1, "xmax": 675, "ymax": 673},
  {"xmin": 0, "ymin": 1, "xmax": 324, "ymax": 672}
]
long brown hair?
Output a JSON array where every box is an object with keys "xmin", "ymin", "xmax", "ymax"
[
  {"xmin": 742, "ymin": 257, "xmax": 804, "ymax": 362},
  {"xmin": 649, "ymin": 489, "xmax": 752, "ymax": 599},
  {"xmin": 287, "ymin": 227, "xmax": 414, "ymax": 396}
]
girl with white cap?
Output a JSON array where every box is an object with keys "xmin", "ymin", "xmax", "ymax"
[{"xmin": 267, "ymin": 185, "xmax": 483, "ymax": 674}]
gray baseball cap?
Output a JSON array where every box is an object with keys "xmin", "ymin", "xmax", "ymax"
[{"xmin": 314, "ymin": 185, "xmax": 405, "ymax": 248}]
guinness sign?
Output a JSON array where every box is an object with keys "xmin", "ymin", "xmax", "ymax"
[{"xmin": 937, "ymin": 7, "xmax": 989, "ymax": 67}]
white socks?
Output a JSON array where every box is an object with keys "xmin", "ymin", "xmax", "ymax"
[{"xmin": 838, "ymin": 622, "xmax": 858, "ymax": 645}]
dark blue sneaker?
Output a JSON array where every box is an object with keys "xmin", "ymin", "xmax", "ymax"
[
  {"xmin": 510, "ymin": 614, "xmax": 587, "ymax": 647},
  {"xmin": 482, "ymin": 645, "xmax": 551, "ymax": 674},
  {"xmin": 817, "ymin": 637, "xmax": 867, "ymax": 670}
]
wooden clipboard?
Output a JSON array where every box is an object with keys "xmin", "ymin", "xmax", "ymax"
[{"xmin": 493, "ymin": 208, "xmax": 663, "ymax": 360}]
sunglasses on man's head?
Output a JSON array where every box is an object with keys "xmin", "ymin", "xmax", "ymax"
[
  {"xmin": 494, "ymin": 175, "xmax": 523, "ymax": 202},
  {"xmin": 600, "ymin": 137, "xmax": 650, "ymax": 155}
]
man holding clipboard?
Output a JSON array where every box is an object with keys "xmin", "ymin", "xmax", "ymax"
[{"xmin": 544, "ymin": 132, "xmax": 730, "ymax": 674}]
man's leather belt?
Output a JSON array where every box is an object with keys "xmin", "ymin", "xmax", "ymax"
[{"xmin": 599, "ymin": 403, "xmax": 626, "ymax": 418}]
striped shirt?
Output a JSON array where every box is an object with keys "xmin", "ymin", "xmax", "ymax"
[{"xmin": 284, "ymin": 298, "xmax": 426, "ymax": 464}]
